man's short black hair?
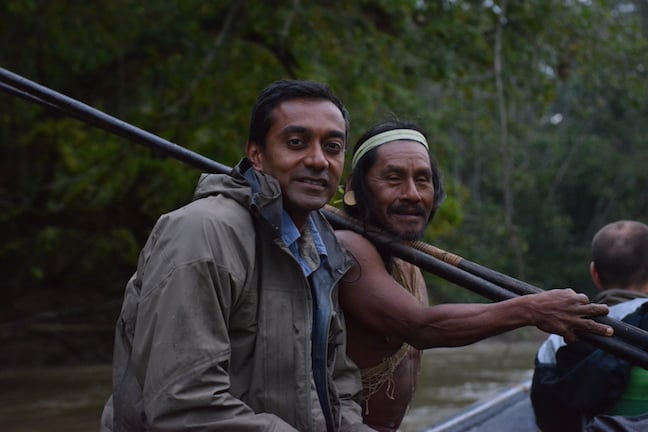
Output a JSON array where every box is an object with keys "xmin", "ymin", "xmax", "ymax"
[
  {"xmin": 592, "ymin": 220, "xmax": 648, "ymax": 288},
  {"xmin": 247, "ymin": 80, "xmax": 349, "ymax": 148}
]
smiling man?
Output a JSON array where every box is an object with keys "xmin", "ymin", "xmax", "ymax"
[
  {"xmin": 335, "ymin": 119, "xmax": 613, "ymax": 432},
  {"xmin": 101, "ymin": 80, "xmax": 374, "ymax": 432},
  {"xmin": 246, "ymin": 97, "xmax": 347, "ymax": 228}
]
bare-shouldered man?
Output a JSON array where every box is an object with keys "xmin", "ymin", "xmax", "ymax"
[{"xmin": 335, "ymin": 119, "xmax": 612, "ymax": 432}]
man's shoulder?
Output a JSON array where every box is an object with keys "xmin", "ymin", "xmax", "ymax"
[
  {"xmin": 609, "ymin": 298, "xmax": 648, "ymax": 319},
  {"xmin": 155, "ymin": 194, "xmax": 253, "ymax": 238},
  {"xmin": 334, "ymin": 229, "xmax": 374, "ymax": 250},
  {"xmin": 535, "ymin": 298, "xmax": 648, "ymax": 364}
]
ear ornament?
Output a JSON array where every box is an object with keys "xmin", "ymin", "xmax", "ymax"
[{"xmin": 343, "ymin": 190, "xmax": 357, "ymax": 206}]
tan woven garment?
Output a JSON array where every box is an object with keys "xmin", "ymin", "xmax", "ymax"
[{"xmin": 359, "ymin": 258, "xmax": 427, "ymax": 414}]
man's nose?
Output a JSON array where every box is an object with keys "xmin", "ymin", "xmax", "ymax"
[
  {"xmin": 401, "ymin": 177, "xmax": 421, "ymax": 201},
  {"xmin": 304, "ymin": 143, "xmax": 329, "ymax": 170}
]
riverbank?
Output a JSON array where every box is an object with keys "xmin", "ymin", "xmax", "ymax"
[
  {"xmin": 0, "ymin": 301, "xmax": 119, "ymax": 367},
  {"xmin": 0, "ymin": 364, "xmax": 111, "ymax": 432}
]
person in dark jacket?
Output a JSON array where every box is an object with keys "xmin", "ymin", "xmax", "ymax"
[
  {"xmin": 531, "ymin": 220, "xmax": 648, "ymax": 432},
  {"xmin": 334, "ymin": 119, "xmax": 613, "ymax": 432},
  {"xmin": 100, "ymin": 80, "xmax": 374, "ymax": 431}
]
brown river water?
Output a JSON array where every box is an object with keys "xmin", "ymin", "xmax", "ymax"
[{"xmin": 0, "ymin": 339, "xmax": 540, "ymax": 432}]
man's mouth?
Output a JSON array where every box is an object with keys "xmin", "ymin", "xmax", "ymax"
[
  {"xmin": 299, "ymin": 178, "xmax": 328, "ymax": 187},
  {"xmin": 389, "ymin": 205, "xmax": 426, "ymax": 218},
  {"xmin": 393, "ymin": 213, "xmax": 423, "ymax": 223}
]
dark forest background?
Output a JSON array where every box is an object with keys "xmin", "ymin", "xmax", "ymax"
[{"xmin": 1, "ymin": 0, "xmax": 647, "ymax": 366}]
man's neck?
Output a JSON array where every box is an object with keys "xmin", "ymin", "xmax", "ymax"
[
  {"xmin": 285, "ymin": 209, "xmax": 310, "ymax": 233},
  {"xmin": 595, "ymin": 288, "xmax": 648, "ymax": 306}
]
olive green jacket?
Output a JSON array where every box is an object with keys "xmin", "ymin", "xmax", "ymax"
[{"xmin": 101, "ymin": 159, "xmax": 372, "ymax": 431}]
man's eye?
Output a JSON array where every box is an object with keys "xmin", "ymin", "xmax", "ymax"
[
  {"xmin": 288, "ymin": 138, "xmax": 304, "ymax": 147},
  {"xmin": 324, "ymin": 141, "xmax": 343, "ymax": 153}
]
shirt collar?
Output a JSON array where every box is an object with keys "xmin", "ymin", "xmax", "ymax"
[
  {"xmin": 281, "ymin": 210, "xmax": 301, "ymax": 248},
  {"xmin": 306, "ymin": 215, "xmax": 328, "ymax": 258},
  {"xmin": 281, "ymin": 210, "xmax": 328, "ymax": 275}
]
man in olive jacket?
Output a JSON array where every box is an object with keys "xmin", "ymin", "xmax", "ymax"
[{"xmin": 101, "ymin": 80, "xmax": 373, "ymax": 431}]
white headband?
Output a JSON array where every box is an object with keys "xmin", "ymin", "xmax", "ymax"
[{"xmin": 351, "ymin": 129, "xmax": 429, "ymax": 169}]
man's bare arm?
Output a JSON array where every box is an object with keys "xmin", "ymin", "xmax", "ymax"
[{"xmin": 336, "ymin": 230, "xmax": 612, "ymax": 348}]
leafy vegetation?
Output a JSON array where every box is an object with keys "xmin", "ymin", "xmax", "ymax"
[{"xmin": 1, "ymin": 0, "xmax": 647, "ymax": 363}]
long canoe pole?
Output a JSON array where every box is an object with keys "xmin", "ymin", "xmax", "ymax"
[
  {"xmin": 329, "ymin": 205, "xmax": 648, "ymax": 351},
  {"xmin": 3, "ymin": 67, "xmax": 648, "ymax": 369},
  {"xmin": 324, "ymin": 207, "xmax": 648, "ymax": 356},
  {"xmin": 406, "ymin": 235, "xmax": 648, "ymax": 350},
  {"xmin": 0, "ymin": 71, "xmax": 229, "ymax": 175}
]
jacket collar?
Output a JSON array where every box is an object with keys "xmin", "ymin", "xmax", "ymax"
[{"xmin": 235, "ymin": 158, "xmax": 284, "ymax": 238}]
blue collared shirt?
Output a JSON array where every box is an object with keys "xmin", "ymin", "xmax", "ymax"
[
  {"xmin": 281, "ymin": 210, "xmax": 328, "ymax": 276},
  {"xmin": 281, "ymin": 209, "xmax": 336, "ymax": 431}
]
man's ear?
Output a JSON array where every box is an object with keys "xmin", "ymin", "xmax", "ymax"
[
  {"xmin": 590, "ymin": 261, "xmax": 604, "ymax": 291},
  {"xmin": 246, "ymin": 141, "xmax": 264, "ymax": 171}
]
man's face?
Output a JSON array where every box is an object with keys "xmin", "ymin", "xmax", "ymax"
[
  {"xmin": 247, "ymin": 98, "xmax": 346, "ymax": 229},
  {"xmin": 365, "ymin": 140, "xmax": 435, "ymax": 241}
]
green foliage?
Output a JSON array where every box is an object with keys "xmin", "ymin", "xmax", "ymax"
[{"xmin": 2, "ymin": 0, "xmax": 648, "ymax": 327}]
